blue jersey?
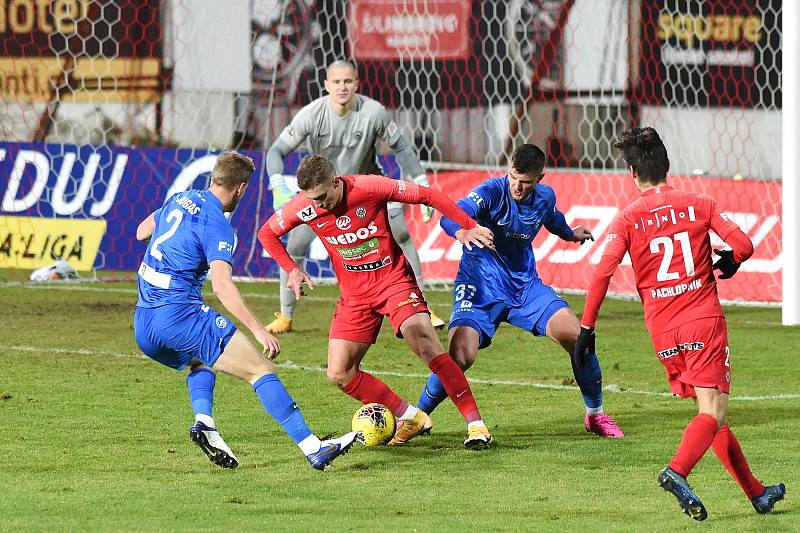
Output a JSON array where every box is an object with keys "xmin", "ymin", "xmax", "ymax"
[
  {"xmin": 137, "ymin": 189, "xmax": 235, "ymax": 308},
  {"xmin": 441, "ymin": 176, "xmax": 573, "ymax": 303}
]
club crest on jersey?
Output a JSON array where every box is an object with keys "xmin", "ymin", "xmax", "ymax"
[
  {"xmin": 297, "ymin": 205, "xmax": 317, "ymax": 222},
  {"xmin": 336, "ymin": 216, "xmax": 352, "ymax": 230},
  {"xmin": 215, "ymin": 316, "xmax": 228, "ymax": 329},
  {"xmin": 355, "ymin": 207, "xmax": 367, "ymax": 218}
]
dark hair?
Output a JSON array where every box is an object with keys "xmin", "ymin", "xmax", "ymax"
[
  {"xmin": 510, "ymin": 144, "xmax": 546, "ymax": 175},
  {"xmin": 297, "ymin": 155, "xmax": 336, "ymax": 190},
  {"xmin": 211, "ymin": 151, "xmax": 255, "ymax": 189},
  {"xmin": 613, "ymin": 127, "xmax": 670, "ymax": 184}
]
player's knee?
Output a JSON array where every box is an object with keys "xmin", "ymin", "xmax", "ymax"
[
  {"xmin": 326, "ymin": 368, "xmax": 350, "ymax": 388},
  {"xmin": 448, "ymin": 345, "xmax": 474, "ymax": 370}
]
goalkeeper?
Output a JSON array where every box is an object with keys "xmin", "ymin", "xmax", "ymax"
[{"xmin": 265, "ymin": 59, "xmax": 443, "ymax": 333}]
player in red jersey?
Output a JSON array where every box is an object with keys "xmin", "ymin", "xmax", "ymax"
[
  {"xmin": 573, "ymin": 128, "xmax": 784, "ymax": 520},
  {"xmin": 258, "ymin": 155, "xmax": 496, "ymax": 448}
]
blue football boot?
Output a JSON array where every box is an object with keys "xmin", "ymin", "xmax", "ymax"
[
  {"xmin": 658, "ymin": 466, "xmax": 708, "ymax": 521},
  {"xmin": 751, "ymin": 483, "xmax": 785, "ymax": 514},
  {"xmin": 306, "ymin": 431, "xmax": 359, "ymax": 471}
]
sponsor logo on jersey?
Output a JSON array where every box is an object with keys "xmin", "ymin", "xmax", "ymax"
[
  {"xmin": 387, "ymin": 120, "xmax": 399, "ymax": 138},
  {"xmin": 657, "ymin": 341, "xmax": 705, "ymax": 360},
  {"xmin": 315, "ymin": 221, "xmax": 329, "ymax": 228},
  {"xmin": 218, "ymin": 241, "xmax": 234, "ymax": 253},
  {"xmin": 396, "ymin": 181, "xmax": 407, "ymax": 193},
  {"xmin": 297, "ymin": 205, "xmax": 317, "ymax": 222},
  {"xmin": 215, "ymin": 316, "xmax": 228, "ymax": 329},
  {"xmin": 324, "ymin": 220, "xmax": 378, "ymax": 245},
  {"xmin": 336, "ymin": 216, "xmax": 352, "ymax": 230},
  {"xmin": 286, "ymin": 126, "xmax": 296, "ymax": 137},
  {"xmin": 343, "ymin": 255, "xmax": 392, "ymax": 272},
  {"xmin": 467, "ymin": 191, "xmax": 484, "ymax": 206},
  {"xmin": 505, "ymin": 231, "xmax": 531, "ymax": 240},
  {"xmin": 336, "ymin": 237, "xmax": 379, "ymax": 259},
  {"xmin": 396, "ymin": 291, "xmax": 422, "ymax": 308},
  {"xmin": 355, "ymin": 207, "xmax": 367, "ymax": 218}
]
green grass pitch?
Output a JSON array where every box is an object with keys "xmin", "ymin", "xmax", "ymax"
[{"xmin": 1, "ymin": 281, "xmax": 796, "ymax": 531}]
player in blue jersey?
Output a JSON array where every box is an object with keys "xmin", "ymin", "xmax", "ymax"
[
  {"xmin": 133, "ymin": 151, "xmax": 358, "ymax": 470},
  {"xmin": 416, "ymin": 144, "xmax": 624, "ymax": 437}
]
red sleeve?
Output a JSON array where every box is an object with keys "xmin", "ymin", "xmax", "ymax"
[
  {"xmin": 706, "ymin": 196, "xmax": 754, "ymax": 264},
  {"xmin": 723, "ymin": 227, "xmax": 754, "ymax": 264},
  {"xmin": 257, "ymin": 198, "xmax": 305, "ymax": 274},
  {"xmin": 361, "ymin": 175, "xmax": 476, "ymax": 230},
  {"xmin": 580, "ymin": 216, "xmax": 629, "ymax": 328}
]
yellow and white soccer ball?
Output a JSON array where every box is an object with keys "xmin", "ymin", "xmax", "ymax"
[{"xmin": 352, "ymin": 403, "xmax": 396, "ymax": 446}]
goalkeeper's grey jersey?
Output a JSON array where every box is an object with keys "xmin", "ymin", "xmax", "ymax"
[{"xmin": 275, "ymin": 94, "xmax": 402, "ymax": 176}]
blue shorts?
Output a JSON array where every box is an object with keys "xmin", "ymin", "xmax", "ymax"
[
  {"xmin": 134, "ymin": 303, "xmax": 237, "ymax": 371},
  {"xmin": 449, "ymin": 277, "xmax": 569, "ymax": 349}
]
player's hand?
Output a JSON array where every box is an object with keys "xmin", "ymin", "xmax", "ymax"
[
  {"xmin": 572, "ymin": 326, "xmax": 595, "ymax": 368},
  {"xmin": 571, "ymin": 226, "xmax": 594, "ymax": 244},
  {"xmin": 421, "ymin": 204, "xmax": 434, "ymax": 223},
  {"xmin": 272, "ymin": 183, "xmax": 295, "ymax": 210},
  {"xmin": 287, "ymin": 268, "xmax": 314, "ymax": 299},
  {"xmin": 456, "ymin": 225, "xmax": 495, "ymax": 252},
  {"xmin": 713, "ymin": 249, "xmax": 741, "ymax": 279},
  {"xmin": 255, "ymin": 327, "xmax": 281, "ymax": 359}
]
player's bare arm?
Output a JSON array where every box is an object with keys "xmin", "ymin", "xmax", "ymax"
[
  {"xmin": 287, "ymin": 267, "xmax": 314, "ymax": 300},
  {"xmin": 209, "ymin": 260, "xmax": 281, "ymax": 358},
  {"xmin": 136, "ymin": 212, "xmax": 156, "ymax": 242},
  {"xmin": 455, "ymin": 225, "xmax": 496, "ymax": 251},
  {"xmin": 570, "ymin": 225, "xmax": 595, "ymax": 244}
]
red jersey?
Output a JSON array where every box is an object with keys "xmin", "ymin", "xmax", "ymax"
[
  {"xmin": 582, "ymin": 185, "xmax": 753, "ymax": 334},
  {"xmin": 258, "ymin": 175, "xmax": 476, "ymax": 298}
]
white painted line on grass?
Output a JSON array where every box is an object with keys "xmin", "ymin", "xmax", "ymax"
[{"xmin": 7, "ymin": 344, "xmax": 798, "ymax": 402}]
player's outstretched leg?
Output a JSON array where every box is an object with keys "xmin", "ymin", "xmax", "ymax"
[
  {"xmin": 658, "ymin": 466, "xmax": 708, "ymax": 521},
  {"xmin": 252, "ymin": 373, "xmax": 355, "ymax": 470},
  {"xmin": 710, "ymin": 423, "xmax": 785, "ymax": 514},
  {"xmin": 186, "ymin": 366, "xmax": 238, "ymax": 468},
  {"xmin": 339, "ymin": 368, "xmax": 432, "ymax": 445}
]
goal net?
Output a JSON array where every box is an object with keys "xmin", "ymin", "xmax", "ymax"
[{"xmin": 0, "ymin": 0, "xmax": 783, "ymax": 304}]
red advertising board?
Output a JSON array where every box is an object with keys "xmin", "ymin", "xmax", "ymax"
[
  {"xmin": 410, "ymin": 170, "xmax": 781, "ymax": 303},
  {"xmin": 348, "ymin": 0, "xmax": 471, "ymax": 60}
]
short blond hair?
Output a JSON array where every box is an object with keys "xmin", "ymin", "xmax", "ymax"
[{"xmin": 212, "ymin": 151, "xmax": 255, "ymax": 189}]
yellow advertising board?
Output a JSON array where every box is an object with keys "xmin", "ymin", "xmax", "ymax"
[{"xmin": 0, "ymin": 216, "xmax": 107, "ymax": 270}]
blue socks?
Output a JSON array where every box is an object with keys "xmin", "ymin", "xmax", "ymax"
[
  {"xmin": 417, "ymin": 373, "xmax": 448, "ymax": 414},
  {"xmin": 252, "ymin": 373, "xmax": 313, "ymax": 444},
  {"xmin": 572, "ymin": 352, "xmax": 603, "ymax": 409},
  {"xmin": 186, "ymin": 368, "xmax": 216, "ymax": 417}
]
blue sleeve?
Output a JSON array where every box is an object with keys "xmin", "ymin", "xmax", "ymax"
[
  {"xmin": 541, "ymin": 187, "xmax": 574, "ymax": 240},
  {"xmin": 439, "ymin": 182, "xmax": 493, "ymax": 237},
  {"xmin": 203, "ymin": 216, "xmax": 236, "ymax": 265}
]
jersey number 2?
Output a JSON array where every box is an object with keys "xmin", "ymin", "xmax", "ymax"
[
  {"xmin": 149, "ymin": 209, "xmax": 184, "ymax": 261},
  {"xmin": 649, "ymin": 231, "xmax": 695, "ymax": 282}
]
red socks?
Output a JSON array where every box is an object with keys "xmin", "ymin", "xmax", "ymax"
[
  {"xmin": 428, "ymin": 354, "xmax": 481, "ymax": 423},
  {"xmin": 341, "ymin": 370, "xmax": 407, "ymax": 417},
  {"xmin": 711, "ymin": 424, "xmax": 765, "ymax": 499},
  {"xmin": 669, "ymin": 413, "xmax": 719, "ymax": 477}
]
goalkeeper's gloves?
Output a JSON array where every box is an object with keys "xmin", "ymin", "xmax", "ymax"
[
  {"xmin": 713, "ymin": 249, "xmax": 741, "ymax": 279},
  {"xmin": 571, "ymin": 326, "xmax": 595, "ymax": 369},
  {"xmin": 413, "ymin": 174, "xmax": 434, "ymax": 223},
  {"xmin": 270, "ymin": 174, "xmax": 296, "ymax": 210}
]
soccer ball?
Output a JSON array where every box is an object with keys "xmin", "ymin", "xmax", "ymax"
[{"xmin": 351, "ymin": 403, "xmax": 396, "ymax": 446}]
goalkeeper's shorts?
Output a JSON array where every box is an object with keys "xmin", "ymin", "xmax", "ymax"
[{"xmin": 134, "ymin": 303, "xmax": 237, "ymax": 370}]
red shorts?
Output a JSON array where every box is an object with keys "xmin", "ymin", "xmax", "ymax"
[
  {"xmin": 329, "ymin": 280, "xmax": 430, "ymax": 344},
  {"xmin": 651, "ymin": 317, "xmax": 731, "ymax": 398}
]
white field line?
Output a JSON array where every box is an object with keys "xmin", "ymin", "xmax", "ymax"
[{"xmin": 6, "ymin": 344, "xmax": 799, "ymax": 402}]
